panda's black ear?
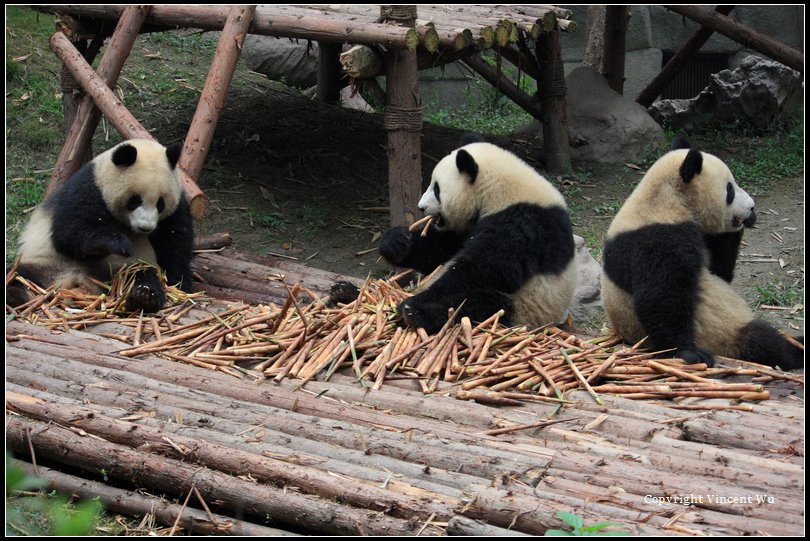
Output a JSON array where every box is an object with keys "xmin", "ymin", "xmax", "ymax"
[
  {"xmin": 112, "ymin": 143, "xmax": 138, "ymax": 167},
  {"xmin": 456, "ymin": 149, "xmax": 478, "ymax": 183},
  {"xmin": 670, "ymin": 133, "xmax": 692, "ymax": 150},
  {"xmin": 680, "ymin": 149, "xmax": 703, "ymax": 183},
  {"xmin": 166, "ymin": 142, "xmax": 182, "ymax": 169}
]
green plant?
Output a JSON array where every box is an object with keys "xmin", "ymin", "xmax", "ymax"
[
  {"xmin": 753, "ymin": 281, "xmax": 804, "ymax": 308},
  {"xmin": 545, "ymin": 511, "xmax": 629, "ymax": 536},
  {"xmin": 247, "ymin": 207, "xmax": 288, "ymax": 229}
]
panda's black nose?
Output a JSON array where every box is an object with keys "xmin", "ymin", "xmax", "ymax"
[
  {"xmin": 418, "ymin": 204, "xmax": 426, "ymax": 212},
  {"xmin": 743, "ymin": 209, "xmax": 757, "ymax": 228}
]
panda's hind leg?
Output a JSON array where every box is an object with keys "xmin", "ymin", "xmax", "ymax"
[
  {"xmin": 125, "ymin": 267, "xmax": 166, "ymax": 313},
  {"xmin": 398, "ymin": 288, "xmax": 514, "ymax": 334},
  {"xmin": 6, "ymin": 262, "xmax": 63, "ymax": 308},
  {"xmin": 737, "ymin": 320, "xmax": 804, "ymax": 370}
]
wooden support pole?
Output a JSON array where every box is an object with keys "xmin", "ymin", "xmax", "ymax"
[
  {"xmin": 498, "ymin": 45, "xmax": 542, "ymax": 82},
  {"xmin": 49, "ymin": 31, "xmax": 208, "ymax": 218},
  {"xmin": 462, "ymin": 55, "xmax": 542, "ymax": 121},
  {"xmin": 664, "ymin": 5, "xmax": 804, "ymax": 73},
  {"xmin": 535, "ymin": 28, "xmax": 572, "ymax": 174},
  {"xmin": 637, "ymin": 6, "xmax": 735, "ymax": 107},
  {"xmin": 316, "ymin": 41, "xmax": 344, "ymax": 103},
  {"xmin": 49, "ymin": 5, "xmax": 151, "ymax": 195},
  {"xmin": 381, "ymin": 5, "xmax": 422, "ymax": 228},
  {"xmin": 179, "ymin": 5, "xmax": 255, "ymax": 187},
  {"xmin": 602, "ymin": 6, "xmax": 628, "ymax": 94}
]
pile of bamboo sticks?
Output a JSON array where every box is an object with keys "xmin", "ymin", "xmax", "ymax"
[{"xmin": 7, "ymin": 266, "xmax": 801, "ymax": 405}]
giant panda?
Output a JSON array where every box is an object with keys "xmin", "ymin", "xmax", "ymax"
[
  {"xmin": 375, "ymin": 140, "xmax": 577, "ymax": 334},
  {"xmin": 601, "ymin": 135, "xmax": 803, "ymax": 369},
  {"xmin": 7, "ymin": 139, "xmax": 194, "ymax": 313}
]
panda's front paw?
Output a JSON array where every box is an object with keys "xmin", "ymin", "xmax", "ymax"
[
  {"xmin": 397, "ymin": 297, "xmax": 446, "ymax": 335},
  {"xmin": 126, "ymin": 282, "xmax": 166, "ymax": 313},
  {"xmin": 328, "ymin": 280, "xmax": 360, "ymax": 306},
  {"xmin": 379, "ymin": 227, "xmax": 412, "ymax": 265},
  {"xmin": 674, "ymin": 345, "xmax": 715, "ymax": 368},
  {"xmin": 95, "ymin": 233, "xmax": 134, "ymax": 258}
]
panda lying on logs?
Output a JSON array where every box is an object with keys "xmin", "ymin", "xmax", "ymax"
[
  {"xmin": 332, "ymin": 140, "xmax": 578, "ymax": 334},
  {"xmin": 7, "ymin": 139, "xmax": 194, "ymax": 313},
  {"xmin": 601, "ymin": 135, "xmax": 803, "ymax": 369}
]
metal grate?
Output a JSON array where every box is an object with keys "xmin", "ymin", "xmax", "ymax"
[{"xmin": 660, "ymin": 52, "xmax": 730, "ymax": 99}]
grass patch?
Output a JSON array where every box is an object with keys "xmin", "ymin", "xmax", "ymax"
[{"xmin": 753, "ymin": 280, "xmax": 804, "ymax": 309}]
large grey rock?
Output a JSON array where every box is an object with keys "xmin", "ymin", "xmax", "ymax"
[
  {"xmin": 569, "ymin": 234, "xmax": 603, "ymax": 323},
  {"xmin": 650, "ymin": 56, "xmax": 802, "ymax": 130},
  {"xmin": 242, "ymin": 35, "xmax": 319, "ymax": 89},
  {"xmin": 565, "ymin": 67, "xmax": 665, "ymax": 163}
]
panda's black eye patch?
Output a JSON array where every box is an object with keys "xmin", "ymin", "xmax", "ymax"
[
  {"xmin": 726, "ymin": 182, "xmax": 734, "ymax": 205},
  {"xmin": 126, "ymin": 195, "xmax": 142, "ymax": 211},
  {"xmin": 157, "ymin": 197, "xmax": 166, "ymax": 213},
  {"xmin": 433, "ymin": 183, "xmax": 441, "ymax": 203}
]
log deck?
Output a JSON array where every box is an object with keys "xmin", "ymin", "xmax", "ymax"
[{"xmin": 5, "ymin": 249, "xmax": 805, "ymax": 536}]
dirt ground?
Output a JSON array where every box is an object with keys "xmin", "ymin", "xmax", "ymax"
[{"xmin": 186, "ymin": 81, "xmax": 804, "ymax": 336}]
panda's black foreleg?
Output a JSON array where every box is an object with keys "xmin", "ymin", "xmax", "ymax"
[
  {"xmin": 737, "ymin": 320, "xmax": 804, "ymax": 370},
  {"xmin": 704, "ymin": 230, "xmax": 744, "ymax": 283},
  {"xmin": 398, "ymin": 288, "xmax": 514, "ymax": 334},
  {"xmin": 126, "ymin": 267, "xmax": 166, "ymax": 313},
  {"xmin": 150, "ymin": 197, "xmax": 195, "ymax": 292},
  {"xmin": 379, "ymin": 225, "xmax": 465, "ymax": 275}
]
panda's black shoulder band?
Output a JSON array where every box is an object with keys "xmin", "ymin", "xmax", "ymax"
[
  {"xmin": 456, "ymin": 149, "xmax": 478, "ymax": 183},
  {"xmin": 112, "ymin": 143, "xmax": 138, "ymax": 167},
  {"xmin": 679, "ymin": 149, "xmax": 703, "ymax": 183}
]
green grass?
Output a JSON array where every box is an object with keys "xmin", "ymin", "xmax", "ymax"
[{"xmin": 753, "ymin": 280, "xmax": 804, "ymax": 309}]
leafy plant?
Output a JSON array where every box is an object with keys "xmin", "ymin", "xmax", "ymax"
[
  {"xmin": 753, "ymin": 281, "xmax": 804, "ymax": 308},
  {"xmin": 545, "ymin": 511, "xmax": 629, "ymax": 536}
]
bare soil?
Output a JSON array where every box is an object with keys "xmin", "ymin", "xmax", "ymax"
[{"xmin": 187, "ymin": 82, "xmax": 804, "ymax": 336}]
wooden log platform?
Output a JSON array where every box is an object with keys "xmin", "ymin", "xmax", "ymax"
[{"xmin": 5, "ymin": 249, "xmax": 804, "ymax": 536}]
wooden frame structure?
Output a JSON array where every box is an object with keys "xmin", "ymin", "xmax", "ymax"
[{"xmin": 34, "ymin": 4, "xmax": 576, "ymax": 226}]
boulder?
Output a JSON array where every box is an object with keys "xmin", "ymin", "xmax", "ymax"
[
  {"xmin": 242, "ymin": 35, "xmax": 319, "ymax": 89},
  {"xmin": 650, "ymin": 55, "xmax": 802, "ymax": 130},
  {"xmin": 569, "ymin": 234, "xmax": 603, "ymax": 323}
]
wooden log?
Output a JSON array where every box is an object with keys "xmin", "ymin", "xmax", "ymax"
[
  {"xmin": 179, "ymin": 5, "xmax": 254, "ymax": 190},
  {"xmin": 498, "ymin": 45, "xmax": 542, "ymax": 82},
  {"xmin": 382, "ymin": 5, "xmax": 423, "ymax": 228},
  {"xmin": 447, "ymin": 516, "xmax": 532, "ymax": 536},
  {"xmin": 637, "ymin": 5, "xmax": 735, "ymax": 107},
  {"xmin": 6, "ymin": 393, "xmax": 454, "ymax": 521},
  {"xmin": 462, "ymin": 54, "xmax": 542, "ymax": 121},
  {"xmin": 582, "ymin": 6, "xmax": 606, "ymax": 70},
  {"xmin": 340, "ymin": 44, "xmax": 384, "ymax": 78},
  {"xmin": 535, "ymin": 28, "xmax": 572, "ymax": 173},
  {"xmin": 48, "ymin": 31, "xmax": 208, "ymax": 218},
  {"xmin": 664, "ymin": 5, "xmax": 804, "ymax": 73},
  {"xmin": 316, "ymin": 41, "xmax": 344, "ymax": 103},
  {"xmin": 193, "ymin": 232, "xmax": 233, "ymax": 251},
  {"xmin": 6, "ymin": 416, "xmax": 444, "ymax": 536},
  {"xmin": 49, "ymin": 5, "xmax": 151, "ymax": 194},
  {"xmin": 36, "ymin": 5, "xmax": 419, "ymax": 50},
  {"xmin": 57, "ymin": 35, "xmax": 102, "ymax": 164},
  {"xmin": 11, "ymin": 460, "xmax": 297, "ymax": 536},
  {"xmin": 602, "ymin": 6, "xmax": 628, "ymax": 94}
]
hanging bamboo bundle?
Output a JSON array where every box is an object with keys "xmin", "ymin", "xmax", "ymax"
[{"xmin": 7, "ymin": 262, "xmax": 800, "ymax": 405}]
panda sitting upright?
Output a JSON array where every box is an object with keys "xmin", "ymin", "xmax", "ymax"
[
  {"xmin": 7, "ymin": 139, "xmax": 194, "ymax": 313},
  {"xmin": 601, "ymin": 135, "xmax": 803, "ymax": 369},
  {"xmin": 373, "ymin": 139, "xmax": 577, "ymax": 334}
]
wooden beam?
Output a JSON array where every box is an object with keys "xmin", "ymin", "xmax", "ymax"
[
  {"xmin": 49, "ymin": 5, "xmax": 151, "ymax": 195},
  {"xmin": 664, "ymin": 5, "xmax": 803, "ymax": 73},
  {"xmin": 637, "ymin": 6, "xmax": 735, "ymax": 108},
  {"xmin": 179, "ymin": 5, "xmax": 255, "ymax": 187},
  {"xmin": 536, "ymin": 29, "xmax": 572, "ymax": 174},
  {"xmin": 49, "ymin": 31, "xmax": 208, "ymax": 218},
  {"xmin": 602, "ymin": 6, "xmax": 628, "ymax": 94},
  {"xmin": 382, "ymin": 6, "xmax": 423, "ymax": 228},
  {"xmin": 317, "ymin": 41, "xmax": 344, "ymax": 103}
]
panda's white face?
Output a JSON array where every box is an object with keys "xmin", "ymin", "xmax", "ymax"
[
  {"xmin": 418, "ymin": 149, "xmax": 477, "ymax": 231},
  {"xmin": 725, "ymin": 179, "xmax": 756, "ymax": 231},
  {"xmin": 125, "ymin": 193, "xmax": 166, "ymax": 233},
  {"xmin": 696, "ymin": 155, "xmax": 755, "ymax": 233}
]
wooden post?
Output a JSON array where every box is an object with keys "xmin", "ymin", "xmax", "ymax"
[
  {"xmin": 535, "ymin": 28, "xmax": 572, "ymax": 174},
  {"xmin": 49, "ymin": 31, "xmax": 208, "ymax": 218},
  {"xmin": 317, "ymin": 41, "xmax": 343, "ymax": 103},
  {"xmin": 381, "ymin": 5, "xmax": 422, "ymax": 228},
  {"xmin": 664, "ymin": 5, "xmax": 804, "ymax": 73},
  {"xmin": 602, "ymin": 6, "xmax": 628, "ymax": 95},
  {"xmin": 462, "ymin": 55, "xmax": 542, "ymax": 121},
  {"xmin": 179, "ymin": 5, "xmax": 255, "ymax": 188},
  {"xmin": 637, "ymin": 6, "xmax": 735, "ymax": 108},
  {"xmin": 49, "ymin": 5, "xmax": 151, "ymax": 195}
]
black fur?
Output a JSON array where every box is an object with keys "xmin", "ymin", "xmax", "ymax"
[
  {"xmin": 604, "ymin": 222, "xmax": 713, "ymax": 365},
  {"xmin": 459, "ymin": 132, "xmax": 486, "ymax": 146},
  {"xmin": 112, "ymin": 143, "xmax": 138, "ymax": 166},
  {"xmin": 126, "ymin": 267, "xmax": 166, "ymax": 313},
  {"xmin": 384, "ymin": 203, "xmax": 574, "ymax": 334},
  {"xmin": 679, "ymin": 149, "xmax": 703, "ymax": 182},
  {"xmin": 737, "ymin": 320, "xmax": 804, "ymax": 370},
  {"xmin": 166, "ymin": 142, "xmax": 182, "ymax": 169},
  {"xmin": 455, "ymin": 149, "xmax": 479, "ymax": 182},
  {"xmin": 704, "ymin": 231, "xmax": 744, "ymax": 283},
  {"xmin": 327, "ymin": 281, "xmax": 361, "ymax": 306},
  {"xmin": 149, "ymin": 195, "xmax": 195, "ymax": 292}
]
